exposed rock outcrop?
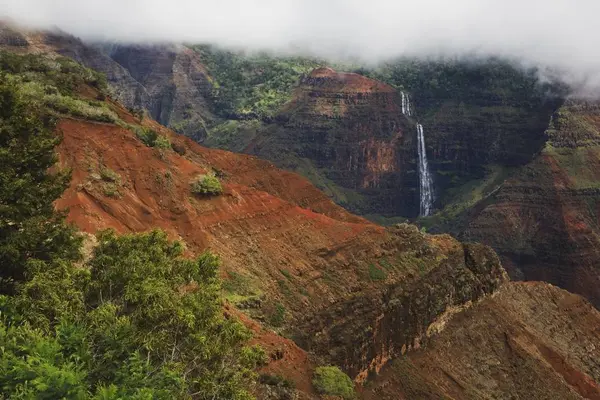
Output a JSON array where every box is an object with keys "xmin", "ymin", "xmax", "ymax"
[
  {"xmin": 246, "ymin": 67, "xmax": 419, "ymax": 216},
  {"xmin": 297, "ymin": 239, "xmax": 507, "ymax": 380},
  {"xmin": 365, "ymin": 282, "xmax": 600, "ymax": 399},
  {"xmin": 0, "ymin": 23, "xmax": 215, "ymax": 140},
  {"xmin": 461, "ymin": 101, "xmax": 600, "ymax": 307}
]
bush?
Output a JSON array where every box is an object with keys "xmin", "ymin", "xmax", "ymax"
[
  {"xmin": 191, "ymin": 174, "xmax": 223, "ymax": 196},
  {"xmin": 259, "ymin": 374, "xmax": 295, "ymax": 389},
  {"xmin": 368, "ymin": 263, "xmax": 387, "ymax": 281},
  {"xmin": 134, "ymin": 126, "xmax": 171, "ymax": 149},
  {"xmin": 312, "ymin": 366, "xmax": 355, "ymax": 399},
  {"xmin": 99, "ymin": 166, "xmax": 121, "ymax": 183},
  {"xmin": 101, "ymin": 182, "xmax": 121, "ymax": 198},
  {"xmin": 269, "ymin": 303, "xmax": 286, "ymax": 327},
  {"xmin": 154, "ymin": 134, "xmax": 172, "ymax": 149}
]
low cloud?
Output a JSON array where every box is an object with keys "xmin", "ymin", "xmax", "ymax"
[{"xmin": 2, "ymin": 0, "xmax": 600, "ymax": 92}]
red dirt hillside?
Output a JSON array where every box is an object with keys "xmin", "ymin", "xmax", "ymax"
[
  {"xmin": 53, "ymin": 87, "xmax": 509, "ymax": 392},
  {"xmin": 51, "ymin": 86, "xmax": 600, "ymax": 400}
]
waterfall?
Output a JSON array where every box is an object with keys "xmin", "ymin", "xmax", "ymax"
[
  {"xmin": 401, "ymin": 92, "xmax": 411, "ymax": 116},
  {"xmin": 417, "ymin": 123, "xmax": 433, "ymax": 216},
  {"xmin": 402, "ymin": 92, "xmax": 434, "ymax": 215}
]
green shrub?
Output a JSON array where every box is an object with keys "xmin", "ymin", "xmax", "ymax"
[
  {"xmin": 259, "ymin": 374, "xmax": 295, "ymax": 389},
  {"xmin": 154, "ymin": 134, "xmax": 172, "ymax": 149},
  {"xmin": 368, "ymin": 263, "xmax": 387, "ymax": 281},
  {"xmin": 191, "ymin": 174, "xmax": 223, "ymax": 196},
  {"xmin": 269, "ymin": 303, "xmax": 286, "ymax": 327},
  {"xmin": 312, "ymin": 366, "xmax": 355, "ymax": 399},
  {"xmin": 102, "ymin": 182, "xmax": 121, "ymax": 198},
  {"xmin": 99, "ymin": 166, "xmax": 121, "ymax": 183},
  {"xmin": 15, "ymin": 80, "xmax": 117, "ymax": 123},
  {"xmin": 134, "ymin": 126, "xmax": 158, "ymax": 146},
  {"xmin": 134, "ymin": 126, "xmax": 172, "ymax": 149}
]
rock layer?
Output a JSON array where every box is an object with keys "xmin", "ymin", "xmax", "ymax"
[
  {"xmin": 462, "ymin": 101, "xmax": 600, "ymax": 307},
  {"xmin": 248, "ymin": 67, "xmax": 419, "ymax": 216},
  {"xmin": 365, "ymin": 282, "xmax": 600, "ymax": 399}
]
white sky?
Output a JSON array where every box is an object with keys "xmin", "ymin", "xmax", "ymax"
[{"xmin": 2, "ymin": 0, "xmax": 600, "ymax": 90}]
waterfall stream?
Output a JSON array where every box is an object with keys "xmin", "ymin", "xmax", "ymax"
[
  {"xmin": 402, "ymin": 92, "xmax": 434, "ymax": 216},
  {"xmin": 416, "ymin": 123, "xmax": 433, "ymax": 216}
]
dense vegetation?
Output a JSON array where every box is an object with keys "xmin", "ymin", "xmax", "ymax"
[
  {"xmin": 312, "ymin": 366, "xmax": 355, "ymax": 399},
  {"xmin": 0, "ymin": 51, "xmax": 116, "ymax": 123},
  {"xmin": 193, "ymin": 45, "xmax": 321, "ymax": 119},
  {"xmin": 191, "ymin": 174, "xmax": 223, "ymax": 196},
  {"xmin": 0, "ymin": 52, "xmax": 263, "ymax": 399}
]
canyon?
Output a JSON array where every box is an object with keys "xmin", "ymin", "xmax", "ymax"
[
  {"xmin": 50, "ymin": 78, "xmax": 600, "ymax": 399},
  {"xmin": 2, "ymin": 22, "xmax": 600, "ymax": 398}
]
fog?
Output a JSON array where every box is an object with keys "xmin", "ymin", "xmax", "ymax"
[{"xmin": 2, "ymin": 0, "xmax": 600, "ymax": 91}]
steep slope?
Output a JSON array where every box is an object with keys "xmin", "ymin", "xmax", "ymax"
[
  {"xmin": 364, "ymin": 282, "xmax": 600, "ymax": 399},
  {"xmin": 5, "ymin": 42, "xmax": 597, "ymax": 399},
  {"xmin": 239, "ymin": 67, "xmax": 420, "ymax": 216},
  {"xmin": 55, "ymin": 90, "xmax": 499, "ymax": 328},
  {"xmin": 0, "ymin": 22, "xmax": 215, "ymax": 140},
  {"xmin": 456, "ymin": 101, "xmax": 600, "ymax": 308},
  {"xmin": 49, "ymin": 80, "xmax": 600, "ymax": 399}
]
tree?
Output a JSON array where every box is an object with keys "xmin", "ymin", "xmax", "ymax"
[
  {"xmin": 191, "ymin": 174, "xmax": 223, "ymax": 196},
  {"xmin": 0, "ymin": 75, "xmax": 81, "ymax": 295},
  {"xmin": 0, "ymin": 52, "xmax": 262, "ymax": 399},
  {"xmin": 312, "ymin": 366, "xmax": 355, "ymax": 399}
]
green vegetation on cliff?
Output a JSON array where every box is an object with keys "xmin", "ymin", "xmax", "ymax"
[
  {"xmin": 312, "ymin": 366, "xmax": 355, "ymax": 399},
  {"xmin": 191, "ymin": 49, "xmax": 564, "ymax": 218},
  {"xmin": 0, "ymin": 52, "xmax": 262, "ymax": 399},
  {"xmin": 193, "ymin": 45, "xmax": 321, "ymax": 119}
]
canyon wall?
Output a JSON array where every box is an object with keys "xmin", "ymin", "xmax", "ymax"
[
  {"xmin": 247, "ymin": 67, "xmax": 420, "ymax": 216},
  {"xmin": 461, "ymin": 101, "xmax": 600, "ymax": 307}
]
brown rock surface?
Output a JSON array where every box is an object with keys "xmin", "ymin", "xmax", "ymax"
[{"xmin": 364, "ymin": 282, "xmax": 600, "ymax": 399}]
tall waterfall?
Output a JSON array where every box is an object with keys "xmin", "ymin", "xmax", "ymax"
[
  {"xmin": 401, "ymin": 92, "xmax": 434, "ymax": 216},
  {"xmin": 401, "ymin": 92, "xmax": 411, "ymax": 116},
  {"xmin": 416, "ymin": 123, "xmax": 433, "ymax": 216}
]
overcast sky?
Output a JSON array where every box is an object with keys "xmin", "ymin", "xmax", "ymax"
[{"xmin": 2, "ymin": 0, "xmax": 600, "ymax": 90}]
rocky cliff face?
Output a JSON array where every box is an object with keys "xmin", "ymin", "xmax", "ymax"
[
  {"xmin": 0, "ymin": 23, "xmax": 215, "ymax": 141},
  {"xmin": 459, "ymin": 101, "xmax": 600, "ymax": 308},
  {"xmin": 47, "ymin": 81, "xmax": 599, "ymax": 399},
  {"xmin": 246, "ymin": 67, "xmax": 420, "ymax": 216},
  {"xmin": 53, "ymin": 85, "xmax": 600, "ymax": 399},
  {"xmin": 364, "ymin": 281, "xmax": 600, "ymax": 399},
  {"xmin": 297, "ymin": 238, "xmax": 507, "ymax": 380},
  {"xmin": 98, "ymin": 43, "xmax": 214, "ymax": 139}
]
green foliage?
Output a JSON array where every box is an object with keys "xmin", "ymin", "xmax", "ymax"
[
  {"xmin": 368, "ymin": 263, "xmax": 387, "ymax": 281},
  {"xmin": 379, "ymin": 258, "xmax": 393, "ymax": 271},
  {"xmin": 0, "ymin": 52, "xmax": 115, "ymax": 123},
  {"xmin": 0, "ymin": 51, "xmax": 108, "ymax": 94},
  {"xmin": 101, "ymin": 183, "xmax": 121, "ymax": 198},
  {"xmin": 280, "ymin": 269, "xmax": 292, "ymax": 280},
  {"xmin": 99, "ymin": 167, "xmax": 120, "ymax": 183},
  {"xmin": 312, "ymin": 366, "xmax": 355, "ymax": 399},
  {"xmin": 1, "ymin": 229, "xmax": 263, "ymax": 399},
  {"xmin": 191, "ymin": 174, "xmax": 223, "ymax": 196},
  {"xmin": 269, "ymin": 303, "xmax": 286, "ymax": 327},
  {"xmin": 133, "ymin": 126, "xmax": 171, "ymax": 149},
  {"xmin": 205, "ymin": 119, "xmax": 262, "ymax": 151},
  {"xmin": 0, "ymin": 75, "xmax": 82, "ymax": 294},
  {"xmin": 259, "ymin": 374, "xmax": 295, "ymax": 389},
  {"xmin": 0, "ymin": 63, "xmax": 262, "ymax": 398},
  {"xmin": 193, "ymin": 45, "xmax": 321, "ymax": 118},
  {"xmin": 154, "ymin": 134, "xmax": 172, "ymax": 149},
  {"xmin": 0, "ymin": 320, "xmax": 89, "ymax": 399}
]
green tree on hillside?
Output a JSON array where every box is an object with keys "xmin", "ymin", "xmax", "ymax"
[
  {"xmin": 0, "ymin": 52, "xmax": 263, "ymax": 399},
  {"xmin": 0, "ymin": 76, "xmax": 81, "ymax": 295}
]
